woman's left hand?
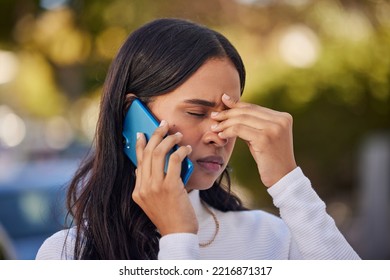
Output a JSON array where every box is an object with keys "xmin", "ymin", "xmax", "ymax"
[{"xmin": 211, "ymin": 94, "xmax": 297, "ymax": 187}]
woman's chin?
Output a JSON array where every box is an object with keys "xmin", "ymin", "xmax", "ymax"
[
  {"xmin": 184, "ymin": 178, "xmax": 215, "ymax": 192},
  {"xmin": 183, "ymin": 168, "xmax": 224, "ymax": 191}
]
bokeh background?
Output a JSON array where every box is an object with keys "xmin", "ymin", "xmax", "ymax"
[{"xmin": 0, "ymin": 0, "xmax": 389, "ymax": 259}]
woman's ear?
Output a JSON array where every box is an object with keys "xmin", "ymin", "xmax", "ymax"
[{"xmin": 124, "ymin": 93, "xmax": 137, "ymax": 111}]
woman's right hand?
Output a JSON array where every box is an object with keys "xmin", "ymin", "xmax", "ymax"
[{"xmin": 132, "ymin": 120, "xmax": 199, "ymax": 236}]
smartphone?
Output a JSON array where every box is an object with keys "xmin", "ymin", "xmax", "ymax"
[{"xmin": 122, "ymin": 99, "xmax": 193, "ymax": 185}]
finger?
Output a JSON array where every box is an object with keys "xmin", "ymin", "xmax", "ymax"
[
  {"xmin": 135, "ymin": 132, "xmax": 146, "ymax": 168},
  {"xmin": 133, "ymin": 131, "xmax": 147, "ymax": 205},
  {"xmin": 140, "ymin": 120, "xmax": 169, "ymax": 174},
  {"xmin": 165, "ymin": 145, "xmax": 192, "ymax": 184},
  {"xmin": 220, "ymin": 93, "xmax": 264, "ymax": 111},
  {"xmin": 211, "ymin": 113, "xmax": 268, "ymax": 133},
  {"xmin": 211, "ymin": 102, "xmax": 281, "ymax": 124},
  {"xmin": 151, "ymin": 132, "xmax": 184, "ymax": 183},
  {"xmin": 132, "ymin": 167, "xmax": 143, "ymax": 204},
  {"xmin": 221, "ymin": 92, "xmax": 288, "ymax": 115},
  {"xmin": 144, "ymin": 120, "xmax": 170, "ymax": 151},
  {"xmin": 215, "ymin": 123, "xmax": 262, "ymax": 143},
  {"xmin": 221, "ymin": 93, "xmax": 239, "ymax": 109}
]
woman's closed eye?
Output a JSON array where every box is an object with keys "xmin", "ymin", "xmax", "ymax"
[{"xmin": 187, "ymin": 112, "xmax": 207, "ymax": 117}]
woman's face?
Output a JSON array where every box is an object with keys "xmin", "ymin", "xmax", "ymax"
[{"xmin": 148, "ymin": 58, "xmax": 241, "ymax": 191}]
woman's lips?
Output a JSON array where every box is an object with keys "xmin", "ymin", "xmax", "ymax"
[{"xmin": 196, "ymin": 156, "xmax": 224, "ymax": 173}]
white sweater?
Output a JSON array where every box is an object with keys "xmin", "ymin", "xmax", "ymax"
[{"xmin": 36, "ymin": 167, "xmax": 360, "ymax": 260}]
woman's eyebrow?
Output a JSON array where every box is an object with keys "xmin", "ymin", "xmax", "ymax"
[{"xmin": 183, "ymin": 99, "xmax": 216, "ymax": 107}]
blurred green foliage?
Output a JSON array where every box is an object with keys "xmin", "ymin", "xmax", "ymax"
[{"xmin": 0, "ymin": 0, "xmax": 389, "ymax": 211}]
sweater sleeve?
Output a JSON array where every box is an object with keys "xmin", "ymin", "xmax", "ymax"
[
  {"xmin": 158, "ymin": 233, "xmax": 200, "ymax": 260},
  {"xmin": 35, "ymin": 229, "xmax": 75, "ymax": 260},
  {"xmin": 267, "ymin": 167, "xmax": 360, "ymax": 260}
]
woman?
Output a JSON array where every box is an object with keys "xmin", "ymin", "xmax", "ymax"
[{"xmin": 36, "ymin": 18, "xmax": 360, "ymax": 260}]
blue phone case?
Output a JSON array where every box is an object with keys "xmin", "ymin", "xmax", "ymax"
[{"xmin": 122, "ymin": 99, "xmax": 193, "ymax": 185}]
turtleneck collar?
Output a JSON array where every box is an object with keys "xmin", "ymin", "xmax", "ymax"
[{"xmin": 188, "ymin": 190, "xmax": 216, "ymax": 226}]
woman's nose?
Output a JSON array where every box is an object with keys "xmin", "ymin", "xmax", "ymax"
[{"xmin": 203, "ymin": 121, "xmax": 228, "ymax": 147}]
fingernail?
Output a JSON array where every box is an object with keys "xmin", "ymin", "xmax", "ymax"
[
  {"xmin": 136, "ymin": 132, "xmax": 142, "ymax": 140},
  {"xmin": 211, "ymin": 124, "xmax": 218, "ymax": 130},
  {"xmin": 211, "ymin": 111, "xmax": 219, "ymax": 118},
  {"xmin": 186, "ymin": 145, "xmax": 192, "ymax": 153},
  {"xmin": 175, "ymin": 132, "xmax": 183, "ymax": 137},
  {"xmin": 159, "ymin": 120, "xmax": 167, "ymax": 127},
  {"xmin": 222, "ymin": 94, "xmax": 231, "ymax": 100}
]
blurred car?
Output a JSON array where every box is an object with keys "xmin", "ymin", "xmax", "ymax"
[
  {"xmin": 0, "ymin": 157, "xmax": 80, "ymax": 259},
  {"xmin": 0, "ymin": 223, "xmax": 16, "ymax": 259}
]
